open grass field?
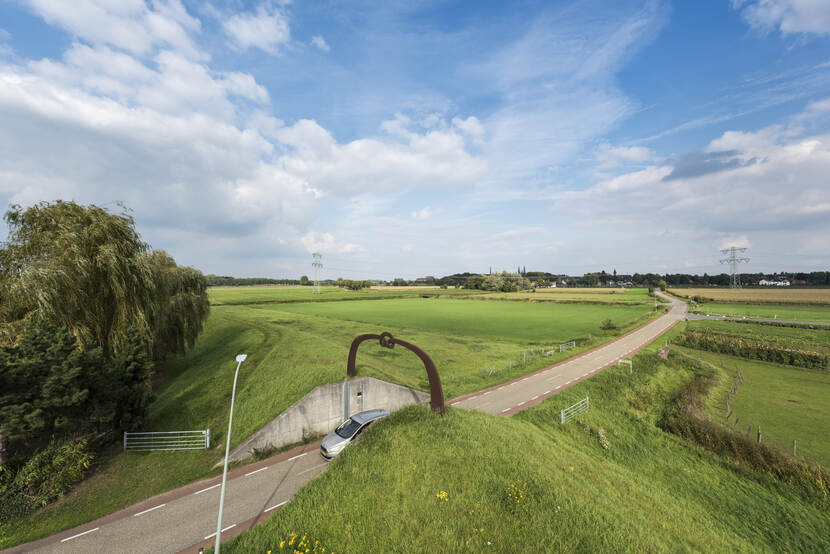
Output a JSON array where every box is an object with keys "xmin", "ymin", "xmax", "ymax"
[
  {"xmin": 681, "ymin": 348, "xmax": 830, "ymax": 468},
  {"xmin": 478, "ymin": 287, "xmax": 654, "ymax": 304},
  {"xmin": 695, "ymin": 302, "xmax": 830, "ymax": 322},
  {"xmin": 208, "ymin": 285, "xmax": 480, "ymax": 305},
  {"xmin": 0, "ymin": 296, "xmax": 656, "ymax": 548},
  {"xmin": 266, "ymin": 297, "xmax": 653, "ymax": 343},
  {"xmin": 686, "ymin": 319, "xmax": 830, "ymax": 354},
  {"xmin": 222, "ymin": 352, "xmax": 830, "ymax": 553},
  {"xmin": 671, "ymin": 287, "xmax": 830, "ymax": 305}
]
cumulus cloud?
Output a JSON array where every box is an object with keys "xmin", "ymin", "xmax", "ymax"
[
  {"xmin": 557, "ymin": 104, "xmax": 830, "ymax": 236},
  {"xmin": 310, "ymin": 35, "xmax": 329, "ymax": 52},
  {"xmin": 275, "ymin": 118, "xmax": 487, "ymax": 195},
  {"xmin": 25, "ymin": 0, "xmax": 203, "ymax": 59},
  {"xmin": 300, "ymin": 232, "xmax": 361, "ymax": 254},
  {"xmin": 223, "ymin": 6, "xmax": 290, "ymax": 54},
  {"xmin": 733, "ymin": 0, "xmax": 830, "ymax": 35}
]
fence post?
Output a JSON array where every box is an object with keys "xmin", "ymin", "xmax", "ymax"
[
  {"xmin": 793, "ymin": 439, "xmax": 797, "ymax": 457},
  {"xmin": 123, "ymin": 432, "xmax": 127, "ymax": 451},
  {"xmin": 757, "ymin": 425, "xmax": 762, "ymax": 443},
  {"xmin": 560, "ymin": 410, "xmax": 564, "ymax": 424},
  {"xmin": 206, "ymin": 429, "xmax": 210, "ymax": 449},
  {"xmin": 585, "ymin": 396, "xmax": 589, "ymax": 409}
]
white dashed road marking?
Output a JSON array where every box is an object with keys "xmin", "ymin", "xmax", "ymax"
[
  {"xmin": 61, "ymin": 528, "xmax": 99, "ymax": 543},
  {"xmin": 205, "ymin": 524, "xmax": 236, "ymax": 540},
  {"xmin": 134, "ymin": 504, "xmax": 165, "ymax": 517},
  {"xmin": 194, "ymin": 483, "xmax": 220, "ymax": 495}
]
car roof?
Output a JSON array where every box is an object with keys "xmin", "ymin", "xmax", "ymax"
[{"xmin": 351, "ymin": 409, "xmax": 390, "ymax": 424}]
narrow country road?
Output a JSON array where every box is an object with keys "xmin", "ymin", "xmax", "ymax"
[
  {"xmin": 451, "ymin": 291, "xmax": 687, "ymax": 415},
  {"xmin": 4, "ymin": 441, "xmax": 326, "ymax": 554},
  {"xmin": 7, "ymin": 292, "xmax": 687, "ymax": 554}
]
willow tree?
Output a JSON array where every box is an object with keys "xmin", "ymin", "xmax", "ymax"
[{"xmin": 0, "ymin": 201, "xmax": 209, "ymax": 359}]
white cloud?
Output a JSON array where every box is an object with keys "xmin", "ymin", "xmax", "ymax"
[
  {"xmin": 410, "ymin": 207, "xmax": 432, "ymax": 220},
  {"xmin": 276, "ymin": 118, "xmax": 487, "ymax": 195},
  {"xmin": 734, "ymin": 0, "xmax": 830, "ymax": 35},
  {"xmin": 311, "ymin": 35, "xmax": 329, "ymax": 52},
  {"xmin": 223, "ymin": 6, "xmax": 290, "ymax": 54},
  {"xmin": 719, "ymin": 236, "xmax": 751, "ymax": 250},
  {"xmin": 594, "ymin": 142, "xmax": 654, "ymax": 167},
  {"xmin": 557, "ymin": 106, "xmax": 830, "ymax": 237},
  {"xmin": 25, "ymin": 0, "xmax": 203, "ymax": 59},
  {"xmin": 300, "ymin": 232, "xmax": 361, "ymax": 254}
]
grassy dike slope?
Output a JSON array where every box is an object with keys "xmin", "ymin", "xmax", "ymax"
[{"xmin": 223, "ymin": 353, "xmax": 829, "ymax": 553}]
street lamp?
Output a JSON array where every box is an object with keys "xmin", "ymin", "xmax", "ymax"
[{"xmin": 215, "ymin": 353, "xmax": 247, "ymax": 554}]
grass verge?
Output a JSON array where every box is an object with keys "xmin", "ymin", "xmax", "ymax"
[{"xmin": 220, "ymin": 351, "xmax": 829, "ymax": 553}]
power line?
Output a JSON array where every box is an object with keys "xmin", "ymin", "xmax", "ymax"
[{"xmin": 719, "ymin": 247, "xmax": 750, "ymax": 288}]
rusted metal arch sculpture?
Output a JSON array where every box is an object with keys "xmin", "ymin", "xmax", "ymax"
[{"xmin": 346, "ymin": 331, "xmax": 445, "ymax": 415}]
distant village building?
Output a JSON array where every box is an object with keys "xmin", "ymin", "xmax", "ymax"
[{"xmin": 759, "ymin": 278, "xmax": 790, "ymax": 286}]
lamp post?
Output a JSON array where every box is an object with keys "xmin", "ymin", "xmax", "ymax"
[{"xmin": 215, "ymin": 354, "xmax": 247, "ymax": 553}]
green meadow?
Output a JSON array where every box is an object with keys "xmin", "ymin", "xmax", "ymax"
[
  {"xmin": 0, "ymin": 293, "xmax": 654, "ymax": 548},
  {"xmin": 222, "ymin": 351, "xmax": 829, "ymax": 553},
  {"xmin": 207, "ymin": 285, "xmax": 465, "ymax": 305},
  {"xmin": 269, "ymin": 297, "xmax": 653, "ymax": 343},
  {"xmin": 681, "ymin": 348, "xmax": 830, "ymax": 468}
]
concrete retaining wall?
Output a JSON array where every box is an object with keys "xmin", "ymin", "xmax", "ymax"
[{"xmin": 228, "ymin": 377, "xmax": 428, "ymax": 462}]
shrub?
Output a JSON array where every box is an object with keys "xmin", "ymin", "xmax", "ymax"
[
  {"xmin": 600, "ymin": 319, "xmax": 617, "ymax": 331},
  {"xmin": 674, "ymin": 330, "xmax": 827, "ymax": 370},
  {"xmin": 0, "ymin": 439, "xmax": 92, "ymax": 523}
]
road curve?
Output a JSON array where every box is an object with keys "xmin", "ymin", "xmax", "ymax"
[
  {"xmin": 8, "ymin": 293, "xmax": 687, "ymax": 553},
  {"xmin": 451, "ymin": 292, "xmax": 687, "ymax": 416}
]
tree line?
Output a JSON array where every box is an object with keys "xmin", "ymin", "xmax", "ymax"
[{"xmin": 0, "ymin": 201, "xmax": 210, "ymax": 519}]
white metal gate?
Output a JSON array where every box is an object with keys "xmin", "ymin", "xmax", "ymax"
[{"xmin": 123, "ymin": 429, "xmax": 210, "ymax": 451}]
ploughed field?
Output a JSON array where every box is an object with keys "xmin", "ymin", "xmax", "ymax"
[
  {"xmin": 693, "ymin": 302, "xmax": 830, "ymax": 322},
  {"xmin": 670, "ymin": 287, "xmax": 830, "ymax": 305},
  {"xmin": 0, "ymin": 287, "xmax": 655, "ymax": 548}
]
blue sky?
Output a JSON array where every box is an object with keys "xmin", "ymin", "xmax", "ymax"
[{"xmin": 1, "ymin": 0, "xmax": 829, "ymax": 279}]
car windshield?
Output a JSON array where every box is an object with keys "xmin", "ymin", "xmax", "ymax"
[{"xmin": 335, "ymin": 418, "xmax": 361, "ymax": 439}]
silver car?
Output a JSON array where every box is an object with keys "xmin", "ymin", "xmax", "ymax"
[{"xmin": 320, "ymin": 409, "xmax": 389, "ymax": 460}]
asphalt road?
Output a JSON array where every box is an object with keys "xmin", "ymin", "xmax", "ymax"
[
  {"xmin": 7, "ymin": 441, "xmax": 326, "ymax": 554},
  {"xmin": 452, "ymin": 292, "xmax": 687, "ymax": 415},
  {"xmin": 10, "ymin": 293, "xmax": 687, "ymax": 553}
]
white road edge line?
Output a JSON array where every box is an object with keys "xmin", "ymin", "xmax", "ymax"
[
  {"xmin": 500, "ymin": 407, "xmax": 510, "ymax": 413},
  {"xmin": 133, "ymin": 504, "xmax": 166, "ymax": 517},
  {"xmin": 298, "ymin": 464, "xmax": 327, "ymax": 476},
  {"xmin": 61, "ymin": 528, "xmax": 99, "ymax": 542},
  {"xmin": 245, "ymin": 466, "xmax": 269, "ymax": 477},
  {"xmin": 194, "ymin": 483, "xmax": 221, "ymax": 495},
  {"xmin": 517, "ymin": 401, "xmax": 526, "ymax": 407},
  {"xmin": 544, "ymin": 390, "xmax": 552, "ymax": 395},
  {"xmin": 531, "ymin": 395, "xmax": 539, "ymax": 401},
  {"xmin": 287, "ymin": 452, "xmax": 308, "ymax": 462},
  {"xmin": 265, "ymin": 500, "xmax": 288, "ymax": 512},
  {"xmin": 204, "ymin": 524, "xmax": 236, "ymax": 540}
]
